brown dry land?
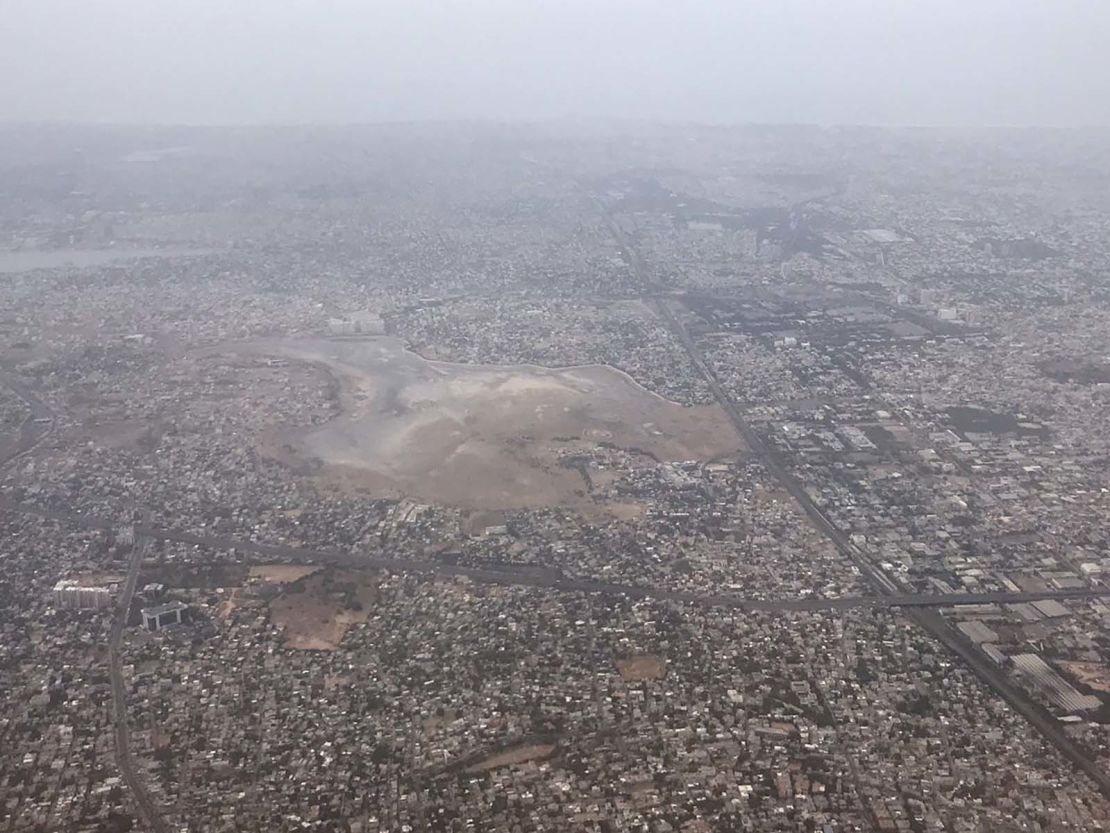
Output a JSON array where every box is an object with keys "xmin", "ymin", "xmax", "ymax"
[
  {"xmin": 249, "ymin": 564, "xmax": 321, "ymax": 584},
  {"xmin": 221, "ymin": 337, "xmax": 743, "ymax": 512},
  {"xmin": 616, "ymin": 654, "xmax": 666, "ymax": 681},
  {"xmin": 268, "ymin": 568, "xmax": 377, "ymax": 651},
  {"xmin": 217, "ymin": 589, "xmax": 238, "ymax": 621},
  {"xmin": 1058, "ymin": 661, "xmax": 1110, "ymax": 694},
  {"xmin": 466, "ymin": 743, "xmax": 556, "ymax": 773}
]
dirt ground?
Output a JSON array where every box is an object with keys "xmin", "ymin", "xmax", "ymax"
[
  {"xmin": 616, "ymin": 654, "xmax": 667, "ymax": 681},
  {"xmin": 466, "ymin": 743, "xmax": 556, "ymax": 773},
  {"xmin": 224, "ymin": 337, "xmax": 743, "ymax": 511},
  {"xmin": 249, "ymin": 564, "xmax": 320, "ymax": 584},
  {"xmin": 1058, "ymin": 661, "xmax": 1110, "ymax": 694},
  {"xmin": 267, "ymin": 568, "xmax": 377, "ymax": 651},
  {"xmin": 217, "ymin": 589, "xmax": 238, "ymax": 621}
]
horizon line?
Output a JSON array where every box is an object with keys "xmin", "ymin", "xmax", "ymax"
[{"xmin": 1, "ymin": 117, "xmax": 1108, "ymax": 132}]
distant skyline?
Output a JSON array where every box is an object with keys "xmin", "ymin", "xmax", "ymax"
[{"xmin": 2, "ymin": 0, "xmax": 1109, "ymax": 127}]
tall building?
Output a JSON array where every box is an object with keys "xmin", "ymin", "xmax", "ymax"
[
  {"xmin": 142, "ymin": 601, "xmax": 187, "ymax": 632},
  {"xmin": 52, "ymin": 579, "xmax": 114, "ymax": 611}
]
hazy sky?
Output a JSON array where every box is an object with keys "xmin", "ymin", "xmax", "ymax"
[{"xmin": 2, "ymin": 0, "xmax": 1108, "ymax": 127}]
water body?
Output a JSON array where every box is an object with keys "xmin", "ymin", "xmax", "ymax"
[{"xmin": 0, "ymin": 248, "xmax": 212, "ymax": 275}]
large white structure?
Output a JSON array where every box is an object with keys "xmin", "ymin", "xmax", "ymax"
[
  {"xmin": 1010, "ymin": 653, "xmax": 1101, "ymax": 713},
  {"xmin": 52, "ymin": 579, "xmax": 114, "ymax": 611},
  {"xmin": 142, "ymin": 601, "xmax": 187, "ymax": 632}
]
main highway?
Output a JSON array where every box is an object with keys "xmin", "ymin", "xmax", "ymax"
[
  {"xmin": 0, "ymin": 370, "xmax": 55, "ymax": 467},
  {"xmin": 107, "ymin": 518, "xmax": 171, "ymax": 833},
  {"xmin": 2, "ymin": 494, "xmax": 1109, "ymax": 615},
  {"xmin": 0, "ymin": 375, "xmax": 171, "ymax": 831},
  {"xmin": 4, "ymin": 205, "xmax": 1110, "ymax": 802}
]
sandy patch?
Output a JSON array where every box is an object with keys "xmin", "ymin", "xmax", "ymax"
[
  {"xmin": 268, "ymin": 569, "xmax": 377, "ymax": 651},
  {"xmin": 221, "ymin": 337, "xmax": 743, "ymax": 511},
  {"xmin": 250, "ymin": 564, "xmax": 321, "ymax": 584},
  {"xmin": 1058, "ymin": 661, "xmax": 1110, "ymax": 694},
  {"xmin": 466, "ymin": 743, "xmax": 556, "ymax": 773},
  {"xmin": 217, "ymin": 589, "xmax": 238, "ymax": 621},
  {"xmin": 605, "ymin": 502, "xmax": 648, "ymax": 520},
  {"xmin": 616, "ymin": 654, "xmax": 666, "ymax": 681}
]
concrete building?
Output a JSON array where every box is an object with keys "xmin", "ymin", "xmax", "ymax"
[
  {"xmin": 1010, "ymin": 653, "xmax": 1101, "ymax": 713},
  {"xmin": 52, "ymin": 579, "xmax": 113, "ymax": 611},
  {"xmin": 142, "ymin": 601, "xmax": 187, "ymax": 632}
]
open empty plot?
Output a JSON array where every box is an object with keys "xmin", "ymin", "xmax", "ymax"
[
  {"xmin": 616, "ymin": 654, "xmax": 667, "ymax": 681},
  {"xmin": 1058, "ymin": 661, "xmax": 1110, "ymax": 695},
  {"xmin": 249, "ymin": 564, "xmax": 321, "ymax": 584},
  {"xmin": 466, "ymin": 743, "xmax": 556, "ymax": 773},
  {"xmin": 227, "ymin": 337, "xmax": 742, "ymax": 511},
  {"xmin": 267, "ymin": 569, "xmax": 377, "ymax": 651}
]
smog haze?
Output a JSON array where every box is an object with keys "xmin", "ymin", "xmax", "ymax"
[{"xmin": 2, "ymin": 0, "xmax": 1109, "ymax": 127}]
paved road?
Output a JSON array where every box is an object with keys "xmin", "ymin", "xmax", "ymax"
[
  {"xmin": 5, "ymin": 282, "xmax": 1110, "ymax": 800},
  {"xmin": 107, "ymin": 521, "xmax": 171, "ymax": 833},
  {"xmin": 0, "ymin": 374, "xmax": 172, "ymax": 831},
  {"xmin": 3, "ymin": 495, "xmax": 1109, "ymax": 614},
  {"xmin": 0, "ymin": 370, "xmax": 54, "ymax": 467},
  {"xmin": 600, "ymin": 203, "xmax": 1110, "ymax": 799}
]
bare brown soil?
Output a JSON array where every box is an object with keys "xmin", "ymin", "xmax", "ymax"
[
  {"xmin": 224, "ymin": 337, "xmax": 743, "ymax": 512},
  {"xmin": 249, "ymin": 564, "xmax": 320, "ymax": 584},
  {"xmin": 466, "ymin": 743, "xmax": 556, "ymax": 773},
  {"xmin": 604, "ymin": 502, "xmax": 648, "ymax": 520},
  {"xmin": 616, "ymin": 654, "xmax": 666, "ymax": 681},
  {"xmin": 1058, "ymin": 661, "xmax": 1110, "ymax": 694},
  {"xmin": 217, "ymin": 589, "xmax": 238, "ymax": 621},
  {"xmin": 267, "ymin": 569, "xmax": 377, "ymax": 651}
]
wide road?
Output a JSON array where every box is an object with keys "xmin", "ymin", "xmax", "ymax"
[
  {"xmin": 3, "ymin": 495, "xmax": 1110, "ymax": 614},
  {"xmin": 0, "ymin": 370, "xmax": 55, "ymax": 467},
  {"xmin": 600, "ymin": 203, "xmax": 1110, "ymax": 798},
  {"xmin": 5, "ymin": 329, "xmax": 1110, "ymax": 799},
  {"xmin": 0, "ymin": 373, "xmax": 170, "ymax": 831},
  {"xmin": 107, "ymin": 518, "xmax": 171, "ymax": 833}
]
